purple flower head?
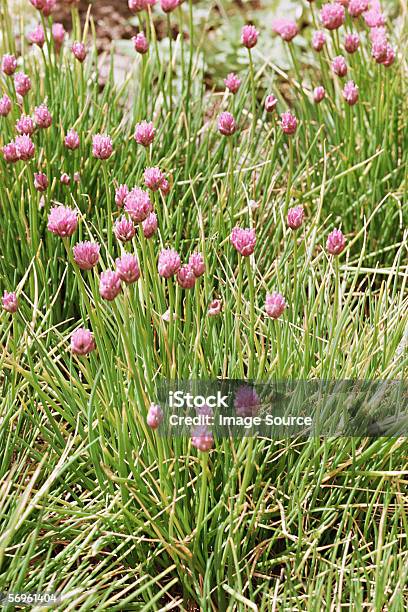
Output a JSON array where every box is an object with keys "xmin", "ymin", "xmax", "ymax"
[
  {"xmin": 34, "ymin": 104, "xmax": 52, "ymax": 128},
  {"xmin": 2, "ymin": 142, "xmax": 19, "ymax": 163},
  {"xmin": 15, "ymin": 135, "xmax": 35, "ymax": 161},
  {"xmin": 265, "ymin": 292, "xmax": 287, "ymax": 319},
  {"xmin": 382, "ymin": 45, "xmax": 395, "ymax": 68},
  {"xmin": 142, "ymin": 212, "xmax": 158, "ymax": 238},
  {"xmin": 147, "ymin": 403, "xmax": 164, "ymax": 429},
  {"xmin": 71, "ymin": 328, "xmax": 95, "ymax": 355},
  {"xmin": 272, "ymin": 18, "xmax": 298, "ymax": 42},
  {"xmin": 161, "ymin": 0, "xmax": 178, "ymax": 13},
  {"xmin": 326, "ymin": 228, "xmax": 346, "ymax": 255},
  {"xmin": 332, "ymin": 55, "xmax": 348, "ymax": 77},
  {"xmin": 280, "ymin": 111, "xmax": 297, "ymax": 135},
  {"xmin": 158, "ymin": 248, "xmax": 181, "ymax": 278},
  {"xmin": 99, "ymin": 270, "xmax": 122, "ymax": 301},
  {"xmin": 2, "ymin": 54, "xmax": 17, "ymax": 76},
  {"xmin": 217, "ymin": 111, "xmax": 237, "ymax": 136},
  {"xmin": 312, "ymin": 30, "xmax": 326, "ymax": 52},
  {"xmin": 29, "ymin": 0, "xmax": 46, "ymax": 9},
  {"xmin": 28, "ymin": 24, "xmax": 45, "ymax": 48},
  {"xmin": 16, "ymin": 115, "xmax": 35, "ymax": 135},
  {"xmin": 364, "ymin": 8, "xmax": 385, "ymax": 28},
  {"xmin": 73, "ymin": 241, "xmax": 100, "ymax": 270},
  {"xmin": 177, "ymin": 264, "xmax": 196, "ymax": 289},
  {"xmin": 313, "ymin": 86, "xmax": 326, "ymax": 104},
  {"xmin": 343, "ymin": 80, "xmax": 359, "ymax": 105},
  {"xmin": 208, "ymin": 299, "xmax": 222, "ymax": 316},
  {"xmin": 160, "ymin": 178, "xmax": 170, "ymax": 195},
  {"xmin": 34, "ymin": 172, "xmax": 48, "ymax": 192},
  {"xmin": 2, "ymin": 291, "xmax": 18, "ymax": 313},
  {"xmin": 134, "ymin": 120, "xmax": 155, "ymax": 146},
  {"xmin": 14, "ymin": 72, "xmax": 31, "ymax": 96},
  {"xmin": 287, "ymin": 205, "xmax": 305, "ymax": 230},
  {"xmin": 92, "ymin": 134, "xmax": 113, "ymax": 160},
  {"xmin": 191, "ymin": 426, "xmax": 214, "ymax": 452},
  {"xmin": 116, "ymin": 253, "xmax": 140, "ymax": 284},
  {"xmin": 189, "ymin": 252, "xmax": 205, "ymax": 277},
  {"xmin": 144, "ymin": 167, "xmax": 166, "ymax": 191},
  {"xmin": 265, "ymin": 94, "xmax": 278, "ymax": 112},
  {"xmin": 230, "ymin": 226, "xmax": 256, "ymax": 256},
  {"xmin": 114, "ymin": 216, "xmax": 135, "ymax": 242},
  {"xmin": 348, "ymin": 0, "xmax": 368, "ymax": 18},
  {"xmin": 115, "ymin": 184, "xmax": 129, "ymax": 208},
  {"xmin": 224, "ymin": 73, "xmax": 241, "ymax": 94},
  {"xmin": 47, "ymin": 205, "xmax": 78, "ymax": 237},
  {"xmin": 320, "ymin": 3, "xmax": 345, "ymax": 30},
  {"xmin": 60, "ymin": 173, "xmax": 70, "ymax": 185},
  {"xmin": 234, "ymin": 385, "xmax": 260, "ymax": 417},
  {"xmin": 52, "ymin": 23, "xmax": 66, "ymax": 50},
  {"xmin": 42, "ymin": 0, "xmax": 57, "ymax": 16},
  {"xmin": 71, "ymin": 42, "xmax": 87, "ymax": 62},
  {"xmin": 344, "ymin": 33, "xmax": 360, "ymax": 54},
  {"xmin": 124, "ymin": 187, "xmax": 153, "ymax": 221},
  {"xmin": 129, "ymin": 0, "xmax": 156, "ymax": 13},
  {"xmin": 0, "ymin": 94, "xmax": 12, "ymax": 116},
  {"xmin": 133, "ymin": 32, "xmax": 149, "ymax": 54},
  {"xmin": 241, "ymin": 24, "xmax": 258, "ymax": 49},
  {"xmin": 65, "ymin": 129, "xmax": 80, "ymax": 150}
]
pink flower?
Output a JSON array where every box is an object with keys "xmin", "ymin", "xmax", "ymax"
[
  {"xmin": 65, "ymin": 129, "xmax": 80, "ymax": 150},
  {"xmin": 74, "ymin": 172, "xmax": 81, "ymax": 183},
  {"xmin": 313, "ymin": 86, "xmax": 326, "ymax": 103},
  {"xmin": 114, "ymin": 216, "xmax": 135, "ymax": 242},
  {"xmin": 43, "ymin": 0, "xmax": 57, "ymax": 16},
  {"xmin": 364, "ymin": 9, "xmax": 385, "ymax": 28},
  {"xmin": 15, "ymin": 135, "xmax": 35, "ymax": 160},
  {"xmin": 29, "ymin": 0, "xmax": 46, "ymax": 9},
  {"xmin": 312, "ymin": 30, "xmax": 326, "ymax": 52},
  {"xmin": 116, "ymin": 253, "xmax": 140, "ymax": 284},
  {"xmin": 158, "ymin": 248, "xmax": 181, "ymax": 278},
  {"xmin": 73, "ymin": 241, "xmax": 100, "ymax": 270},
  {"xmin": 60, "ymin": 173, "xmax": 70, "ymax": 185},
  {"xmin": 320, "ymin": 3, "xmax": 345, "ymax": 30},
  {"xmin": 34, "ymin": 104, "xmax": 52, "ymax": 128},
  {"xmin": 348, "ymin": 0, "xmax": 368, "ymax": 17},
  {"xmin": 115, "ymin": 184, "xmax": 129, "ymax": 208},
  {"xmin": 16, "ymin": 115, "xmax": 34, "ymax": 135},
  {"xmin": 124, "ymin": 187, "xmax": 153, "ymax": 221},
  {"xmin": 241, "ymin": 24, "xmax": 258, "ymax": 49},
  {"xmin": 189, "ymin": 252, "xmax": 205, "ymax": 277},
  {"xmin": 99, "ymin": 270, "xmax": 122, "ymax": 301},
  {"xmin": 234, "ymin": 386, "xmax": 260, "ymax": 417},
  {"xmin": 217, "ymin": 111, "xmax": 237, "ymax": 136},
  {"xmin": 265, "ymin": 292, "xmax": 287, "ymax": 319},
  {"xmin": 160, "ymin": 178, "xmax": 170, "ymax": 195},
  {"xmin": 177, "ymin": 264, "xmax": 196, "ymax": 289},
  {"xmin": 2, "ymin": 54, "xmax": 17, "ymax": 76},
  {"xmin": 327, "ymin": 228, "xmax": 346, "ymax": 254},
  {"xmin": 161, "ymin": 0, "xmax": 178, "ymax": 13},
  {"xmin": 208, "ymin": 299, "xmax": 222, "ymax": 316},
  {"xmin": 142, "ymin": 212, "xmax": 158, "ymax": 238},
  {"xmin": 146, "ymin": 403, "xmax": 164, "ymax": 429},
  {"xmin": 70, "ymin": 328, "xmax": 95, "ymax": 355},
  {"xmin": 128, "ymin": 0, "xmax": 156, "ymax": 13},
  {"xmin": 265, "ymin": 94, "xmax": 278, "ymax": 112},
  {"xmin": 287, "ymin": 205, "xmax": 305, "ymax": 230},
  {"xmin": 280, "ymin": 111, "xmax": 297, "ymax": 135},
  {"xmin": 28, "ymin": 24, "xmax": 45, "ymax": 48},
  {"xmin": 134, "ymin": 120, "xmax": 155, "ymax": 146},
  {"xmin": 191, "ymin": 426, "xmax": 214, "ymax": 452},
  {"xmin": 2, "ymin": 142, "xmax": 19, "ymax": 163},
  {"xmin": 343, "ymin": 80, "xmax": 359, "ymax": 105},
  {"xmin": 0, "ymin": 94, "xmax": 12, "ymax": 116},
  {"xmin": 14, "ymin": 72, "xmax": 31, "ymax": 96},
  {"xmin": 52, "ymin": 23, "xmax": 66, "ymax": 50},
  {"xmin": 133, "ymin": 32, "xmax": 149, "ymax": 54},
  {"xmin": 34, "ymin": 172, "xmax": 48, "ymax": 192},
  {"xmin": 230, "ymin": 226, "xmax": 256, "ymax": 256},
  {"xmin": 92, "ymin": 134, "xmax": 113, "ymax": 160},
  {"xmin": 344, "ymin": 33, "xmax": 360, "ymax": 53},
  {"xmin": 382, "ymin": 45, "xmax": 395, "ymax": 68},
  {"xmin": 2, "ymin": 291, "xmax": 18, "ymax": 313},
  {"xmin": 332, "ymin": 55, "xmax": 348, "ymax": 77},
  {"xmin": 71, "ymin": 41, "xmax": 87, "ymax": 62},
  {"xmin": 272, "ymin": 18, "xmax": 298, "ymax": 42},
  {"xmin": 144, "ymin": 167, "xmax": 166, "ymax": 191},
  {"xmin": 47, "ymin": 205, "xmax": 78, "ymax": 237},
  {"xmin": 224, "ymin": 73, "xmax": 241, "ymax": 94}
]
